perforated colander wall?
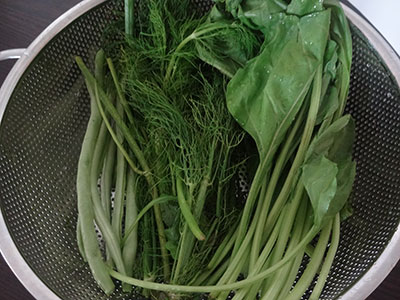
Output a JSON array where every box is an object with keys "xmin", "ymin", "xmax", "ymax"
[{"xmin": 0, "ymin": 1, "xmax": 399, "ymax": 299}]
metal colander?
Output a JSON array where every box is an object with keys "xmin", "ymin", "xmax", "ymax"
[{"xmin": 0, "ymin": 1, "xmax": 399, "ymax": 299}]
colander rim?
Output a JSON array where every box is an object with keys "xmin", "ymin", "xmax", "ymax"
[
  {"xmin": 0, "ymin": 1, "xmax": 107, "ymax": 299},
  {"xmin": 0, "ymin": 1, "xmax": 399, "ymax": 300},
  {"xmin": 336, "ymin": 4, "xmax": 400, "ymax": 300}
]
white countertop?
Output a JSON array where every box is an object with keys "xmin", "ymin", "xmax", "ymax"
[{"xmin": 349, "ymin": 0, "xmax": 400, "ymax": 55}]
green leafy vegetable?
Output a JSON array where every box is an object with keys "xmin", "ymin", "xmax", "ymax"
[{"xmin": 75, "ymin": 0, "xmax": 356, "ymax": 299}]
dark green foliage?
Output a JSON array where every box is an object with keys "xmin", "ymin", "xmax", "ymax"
[{"xmin": 76, "ymin": 0, "xmax": 356, "ymax": 298}]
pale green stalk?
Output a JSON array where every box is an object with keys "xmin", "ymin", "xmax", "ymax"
[
  {"xmin": 122, "ymin": 169, "xmax": 139, "ymax": 292},
  {"xmin": 250, "ymin": 105, "xmax": 306, "ymax": 272},
  {"xmin": 260, "ymin": 195, "xmax": 308, "ymax": 300},
  {"xmin": 261, "ymin": 64, "xmax": 323, "ymax": 242},
  {"xmin": 284, "ymin": 221, "xmax": 333, "ymax": 300},
  {"xmin": 309, "ymin": 213, "xmax": 341, "ymax": 300}
]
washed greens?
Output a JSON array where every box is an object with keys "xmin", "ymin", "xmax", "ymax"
[{"xmin": 76, "ymin": 0, "xmax": 355, "ymax": 299}]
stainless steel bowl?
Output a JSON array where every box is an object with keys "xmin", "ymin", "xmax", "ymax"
[{"xmin": 0, "ymin": 1, "xmax": 399, "ymax": 299}]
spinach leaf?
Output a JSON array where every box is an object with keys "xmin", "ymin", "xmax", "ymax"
[
  {"xmin": 226, "ymin": 10, "xmax": 331, "ymax": 160},
  {"xmin": 325, "ymin": 0, "xmax": 353, "ymax": 117},
  {"xmin": 307, "ymin": 115, "xmax": 355, "ymax": 163},
  {"xmin": 317, "ymin": 40, "xmax": 339, "ymax": 124},
  {"xmin": 302, "ymin": 115, "xmax": 356, "ymax": 227},
  {"xmin": 161, "ymin": 202, "xmax": 180, "ymax": 259},
  {"xmin": 340, "ymin": 198, "xmax": 354, "ymax": 221},
  {"xmin": 225, "ymin": 0, "xmax": 287, "ymax": 19},
  {"xmin": 165, "ymin": 227, "xmax": 179, "ymax": 259},
  {"xmin": 328, "ymin": 159, "xmax": 356, "ymax": 221},
  {"xmin": 236, "ymin": 0, "xmax": 287, "ymax": 30},
  {"xmin": 324, "ymin": 40, "xmax": 339, "ymax": 80},
  {"xmin": 317, "ymin": 86, "xmax": 339, "ymax": 124},
  {"xmin": 302, "ymin": 155, "xmax": 338, "ymax": 228},
  {"xmin": 287, "ymin": 0, "xmax": 324, "ymax": 16}
]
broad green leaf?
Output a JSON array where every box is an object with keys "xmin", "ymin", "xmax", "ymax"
[
  {"xmin": 160, "ymin": 202, "xmax": 179, "ymax": 228},
  {"xmin": 340, "ymin": 197, "xmax": 354, "ymax": 221},
  {"xmin": 236, "ymin": 0, "xmax": 287, "ymax": 30},
  {"xmin": 226, "ymin": 0, "xmax": 243, "ymax": 16},
  {"xmin": 298, "ymin": 11, "xmax": 331, "ymax": 62},
  {"xmin": 325, "ymin": 0, "xmax": 353, "ymax": 116},
  {"xmin": 209, "ymin": 3, "xmax": 234, "ymax": 22},
  {"xmin": 287, "ymin": 0, "xmax": 324, "ymax": 16},
  {"xmin": 324, "ymin": 40, "xmax": 339, "ymax": 80},
  {"xmin": 165, "ymin": 228, "xmax": 179, "ymax": 259},
  {"xmin": 318, "ymin": 40, "xmax": 339, "ymax": 123},
  {"xmin": 225, "ymin": 0, "xmax": 287, "ymax": 19},
  {"xmin": 303, "ymin": 115, "xmax": 356, "ymax": 227},
  {"xmin": 302, "ymin": 155, "xmax": 338, "ymax": 227},
  {"xmin": 164, "ymin": 207, "xmax": 180, "ymax": 259},
  {"xmin": 306, "ymin": 115, "xmax": 355, "ymax": 163},
  {"xmin": 227, "ymin": 10, "xmax": 331, "ymax": 159},
  {"xmin": 316, "ymin": 85, "xmax": 339, "ymax": 124},
  {"xmin": 326, "ymin": 159, "xmax": 356, "ymax": 221},
  {"xmin": 326, "ymin": 117, "xmax": 355, "ymax": 163},
  {"xmin": 325, "ymin": 0, "xmax": 352, "ymax": 69}
]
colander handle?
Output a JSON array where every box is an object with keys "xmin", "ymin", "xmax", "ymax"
[{"xmin": 0, "ymin": 49, "xmax": 26, "ymax": 61}]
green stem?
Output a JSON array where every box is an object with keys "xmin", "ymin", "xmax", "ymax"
[
  {"xmin": 216, "ymin": 259, "xmax": 245, "ymax": 300},
  {"xmin": 122, "ymin": 168, "xmax": 139, "ymax": 292},
  {"xmin": 231, "ymin": 164, "xmax": 264, "ymax": 256},
  {"xmin": 76, "ymin": 57, "xmax": 170, "ymax": 280},
  {"xmin": 76, "ymin": 219, "xmax": 86, "ymax": 262},
  {"xmin": 164, "ymin": 23, "xmax": 228, "ymax": 83},
  {"xmin": 210, "ymin": 203, "xmax": 263, "ymax": 299},
  {"xmin": 265, "ymin": 181, "xmax": 304, "ymax": 275},
  {"xmin": 76, "ymin": 58, "xmax": 144, "ymax": 176},
  {"xmin": 250, "ymin": 104, "xmax": 306, "ymax": 272},
  {"xmin": 204, "ymin": 259, "xmax": 230, "ymax": 286},
  {"xmin": 216, "ymin": 151, "xmax": 230, "ymax": 217},
  {"xmin": 207, "ymin": 224, "xmax": 237, "ymax": 270},
  {"xmin": 200, "ymin": 218, "xmax": 218, "ymax": 255},
  {"xmin": 101, "ymin": 137, "xmax": 116, "ymax": 266},
  {"xmin": 261, "ymin": 64, "xmax": 323, "ymax": 242},
  {"xmin": 107, "ymin": 58, "xmax": 135, "ymax": 125},
  {"xmin": 142, "ymin": 213, "xmax": 152, "ymax": 298},
  {"xmin": 121, "ymin": 195, "xmax": 176, "ymax": 246},
  {"xmin": 305, "ymin": 244, "xmax": 315, "ymax": 257},
  {"xmin": 172, "ymin": 211, "xmax": 194, "ymax": 284},
  {"xmin": 277, "ymin": 199, "xmax": 313, "ymax": 300},
  {"xmin": 190, "ymin": 225, "xmax": 236, "ymax": 286},
  {"xmin": 76, "ymin": 49, "xmax": 114, "ymax": 295},
  {"xmin": 176, "ymin": 176, "xmax": 206, "ymax": 241},
  {"xmin": 260, "ymin": 195, "xmax": 308, "ymax": 300},
  {"xmin": 111, "ymin": 98, "xmax": 127, "ymax": 242},
  {"xmin": 232, "ymin": 206, "xmax": 286, "ymax": 300},
  {"xmin": 124, "ymin": 0, "xmax": 134, "ymax": 37},
  {"xmin": 172, "ymin": 144, "xmax": 215, "ymax": 283},
  {"xmin": 193, "ymin": 141, "xmax": 215, "ymax": 221},
  {"xmin": 90, "ymin": 94, "xmax": 128, "ymax": 279},
  {"xmin": 309, "ymin": 213, "xmax": 340, "ymax": 300},
  {"xmin": 285, "ymin": 221, "xmax": 333, "ymax": 300},
  {"xmin": 109, "ymin": 225, "xmax": 319, "ymax": 293}
]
